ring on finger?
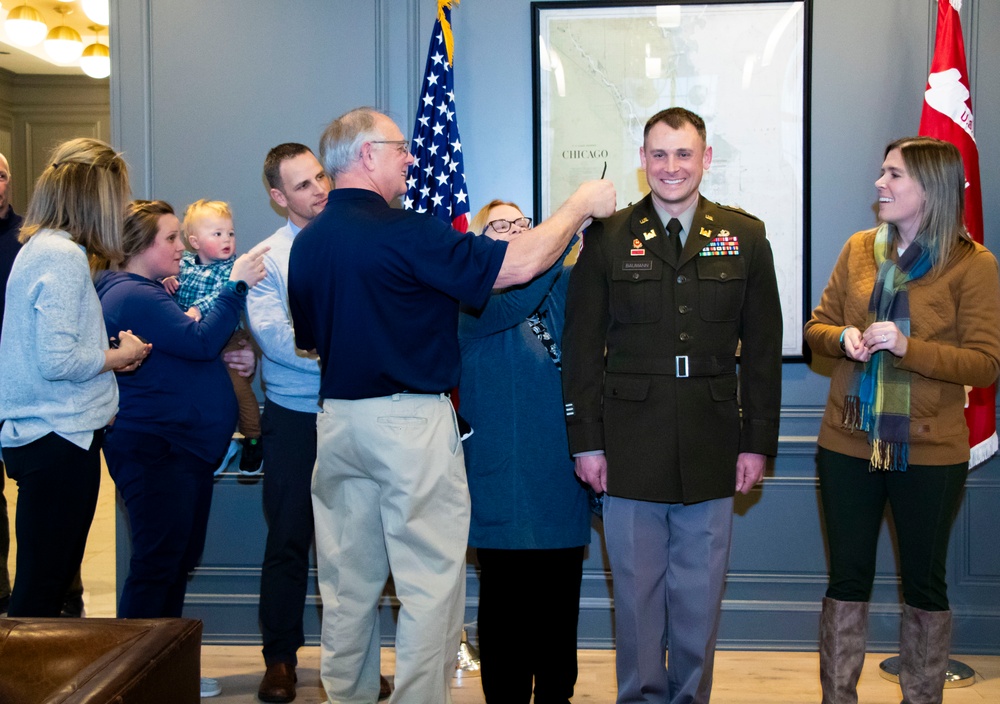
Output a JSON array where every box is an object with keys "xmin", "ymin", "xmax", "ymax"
[{"xmin": 881, "ymin": 334, "xmax": 887, "ymax": 342}]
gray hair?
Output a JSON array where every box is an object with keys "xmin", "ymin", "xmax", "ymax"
[{"xmin": 320, "ymin": 107, "xmax": 383, "ymax": 177}]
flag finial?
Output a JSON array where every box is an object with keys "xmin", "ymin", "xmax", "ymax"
[{"xmin": 438, "ymin": 0, "xmax": 459, "ymax": 65}]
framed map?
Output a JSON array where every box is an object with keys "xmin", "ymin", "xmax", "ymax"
[{"xmin": 531, "ymin": 0, "xmax": 811, "ymax": 358}]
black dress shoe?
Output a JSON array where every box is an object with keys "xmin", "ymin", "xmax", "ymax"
[
  {"xmin": 379, "ymin": 674, "xmax": 392, "ymax": 700},
  {"xmin": 60, "ymin": 592, "xmax": 84, "ymax": 618},
  {"xmin": 258, "ymin": 662, "xmax": 297, "ymax": 703}
]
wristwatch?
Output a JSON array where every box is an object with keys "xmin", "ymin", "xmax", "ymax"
[{"xmin": 226, "ymin": 279, "xmax": 249, "ymax": 296}]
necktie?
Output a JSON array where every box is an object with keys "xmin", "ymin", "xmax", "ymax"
[{"xmin": 666, "ymin": 218, "xmax": 683, "ymax": 258}]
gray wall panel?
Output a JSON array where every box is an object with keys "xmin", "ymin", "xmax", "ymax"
[{"xmin": 111, "ymin": 0, "xmax": 1000, "ymax": 652}]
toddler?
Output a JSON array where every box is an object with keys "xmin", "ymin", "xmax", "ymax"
[{"xmin": 174, "ymin": 199, "xmax": 262, "ymax": 472}]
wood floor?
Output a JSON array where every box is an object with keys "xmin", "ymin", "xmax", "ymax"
[
  {"xmin": 198, "ymin": 647, "xmax": 1000, "ymax": 703},
  {"xmin": 6, "ymin": 462, "xmax": 999, "ymax": 702}
]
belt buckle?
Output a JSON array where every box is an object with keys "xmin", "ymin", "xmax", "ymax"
[{"xmin": 676, "ymin": 355, "xmax": 689, "ymax": 378}]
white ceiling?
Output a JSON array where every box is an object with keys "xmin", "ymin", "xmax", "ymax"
[{"xmin": 0, "ymin": 2, "xmax": 109, "ymax": 76}]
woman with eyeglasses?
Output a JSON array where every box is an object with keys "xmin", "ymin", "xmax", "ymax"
[{"xmin": 458, "ymin": 200, "xmax": 591, "ymax": 703}]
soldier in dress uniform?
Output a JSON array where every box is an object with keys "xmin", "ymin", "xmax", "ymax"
[{"xmin": 562, "ymin": 107, "xmax": 782, "ymax": 704}]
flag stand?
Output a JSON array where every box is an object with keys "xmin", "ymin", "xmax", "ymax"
[{"xmin": 877, "ymin": 656, "xmax": 975, "ymax": 688}]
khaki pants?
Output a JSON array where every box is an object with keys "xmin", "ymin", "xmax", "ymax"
[
  {"xmin": 312, "ymin": 393, "xmax": 469, "ymax": 704},
  {"xmin": 223, "ymin": 329, "xmax": 260, "ymax": 438}
]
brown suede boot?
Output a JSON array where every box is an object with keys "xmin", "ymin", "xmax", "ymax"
[
  {"xmin": 899, "ymin": 604, "xmax": 952, "ymax": 704},
  {"xmin": 819, "ymin": 597, "xmax": 869, "ymax": 704}
]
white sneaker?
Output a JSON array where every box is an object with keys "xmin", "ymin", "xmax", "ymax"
[
  {"xmin": 214, "ymin": 439, "xmax": 240, "ymax": 476},
  {"xmin": 200, "ymin": 677, "xmax": 222, "ymax": 698}
]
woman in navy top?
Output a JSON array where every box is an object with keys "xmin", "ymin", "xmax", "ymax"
[{"xmin": 96, "ymin": 200, "xmax": 265, "ymax": 619}]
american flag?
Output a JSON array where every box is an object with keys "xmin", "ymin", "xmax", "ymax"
[{"xmin": 403, "ymin": 0, "xmax": 470, "ymax": 233}]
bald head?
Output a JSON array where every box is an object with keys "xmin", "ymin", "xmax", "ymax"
[{"xmin": 0, "ymin": 153, "xmax": 11, "ymax": 218}]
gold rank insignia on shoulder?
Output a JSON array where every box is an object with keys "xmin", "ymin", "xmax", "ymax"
[
  {"xmin": 699, "ymin": 227, "xmax": 712, "ymax": 238},
  {"xmin": 642, "ymin": 229, "xmax": 656, "ymax": 240}
]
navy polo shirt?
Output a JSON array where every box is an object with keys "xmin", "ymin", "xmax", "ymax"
[
  {"xmin": 0, "ymin": 207, "xmax": 24, "ymax": 345},
  {"xmin": 288, "ymin": 188, "xmax": 507, "ymax": 401}
]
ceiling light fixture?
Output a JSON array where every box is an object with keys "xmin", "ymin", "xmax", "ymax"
[
  {"xmin": 43, "ymin": 5, "xmax": 83, "ymax": 64},
  {"xmin": 80, "ymin": 24, "xmax": 110, "ymax": 78},
  {"xmin": 81, "ymin": 0, "xmax": 109, "ymax": 27},
  {"xmin": 4, "ymin": 4, "xmax": 48, "ymax": 47}
]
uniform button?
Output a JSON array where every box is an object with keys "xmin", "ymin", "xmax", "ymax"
[
  {"xmin": 719, "ymin": 272, "xmax": 728, "ymax": 279},
  {"xmin": 632, "ymin": 273, "xmax": 640, "ymax": 280},
  {"xmin": 679, "ymin": 332, "xmax": 691, "ymax": 341},
  {"xmin": 678, "ymin": 305, "xmax": 691, "ymax": 314},
  {"xmin": 676, "ymin": 275, "xmax": 688, "ymax": 284}
]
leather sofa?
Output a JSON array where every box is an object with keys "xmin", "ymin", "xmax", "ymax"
[{"xmin": 0, "ymin": 617, "xmax": 201, "ymax": 704}]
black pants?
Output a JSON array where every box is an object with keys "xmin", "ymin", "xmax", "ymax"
[
  {"xmin": 818, "ymin": 447, "xmax": 967, "ymax": 611},
  {"xmin": 4, "ymin": 432, "xmax": 102, "ymax": 617},
  {"xmin": 476, "ymin": 546, "xmax": 585, "ymax": 704},
  {"xmin": 105, "ymin": 428, "xmax": 215, "ymax": 618},
  {"xmin": 259, "ymin": 400, "xmax": 318, "ymax": 666}
]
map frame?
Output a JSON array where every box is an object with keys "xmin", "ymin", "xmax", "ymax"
[{"xmin": 531, "ymin": 0, "xmax": 812, "ymax": 358}]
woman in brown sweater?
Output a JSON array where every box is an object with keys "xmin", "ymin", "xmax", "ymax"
[{"xmin": 804, "ymin": 137, "xmax": 1000, "ymax": 704}]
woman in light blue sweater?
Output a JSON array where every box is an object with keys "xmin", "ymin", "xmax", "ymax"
[
  {"xmin": 459, "ymin": 200, "xmax": 591, "ymax": 704},
  {"xmin": 0, "ymin": 139, "xmax": 150, "ymax": 617}
]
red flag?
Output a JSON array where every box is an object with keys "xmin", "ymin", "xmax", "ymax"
[{"xmin": 918, "ymin": 0, "xmax": 996, "ymax": 467}]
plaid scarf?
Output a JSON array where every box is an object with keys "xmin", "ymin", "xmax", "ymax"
[{"xmin": 842, "ymin": 224, "xmax": 932, "ymax": 471}]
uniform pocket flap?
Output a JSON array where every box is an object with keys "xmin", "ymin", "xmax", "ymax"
[
  {"xmin": 603, "ymin": 374, "xmax": 651, "ymax": 401},
  {"xmin": 696, "ymin": 257, "xmax": 745, "ymax": 282},
  {"xmin": 708, "ymin": 374, "xmax": 738, "ymax": 401}
]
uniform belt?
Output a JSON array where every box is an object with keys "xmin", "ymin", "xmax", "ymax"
[{"xmin": 606, "ymin": 354, "xmax": 736, "ymax": 378}]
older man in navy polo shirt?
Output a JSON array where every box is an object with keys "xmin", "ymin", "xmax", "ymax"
[{"xmin": 288, "ymin": 107, "xmax": 614, "ymax": 704}]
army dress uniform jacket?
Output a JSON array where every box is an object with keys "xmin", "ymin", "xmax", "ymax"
[{"xmin": 562, "ymin": 194, "xmax": 782, "ymax": 504}]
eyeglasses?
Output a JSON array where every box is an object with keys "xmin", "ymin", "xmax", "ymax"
[
  {"xmin": 485, "ymin": 217, "xmax": 532, "ymax": 234},
  {"xmin": 370, "ymin": 140, "xmax": 410, "ymax": 155}
]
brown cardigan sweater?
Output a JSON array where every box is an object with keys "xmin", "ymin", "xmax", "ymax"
[{"xmin": 804, "ymin": 228, "xmax": 1000, "ymax": 466}]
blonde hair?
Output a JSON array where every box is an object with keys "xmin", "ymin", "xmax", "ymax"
[
  {"xmin": 123, "ymin": 200, "xmax": 176, "ymax": 264},
  {"xmin": 883, "ymin": 136, "xmax": 971, "ymax": 269},
  {"xmin": 470, "ymin": 199, "xmax": 522, "ymax": 235},
  {"xmin": 20, "ymin": 137, "xmax": 131, "ymax": 274},
  {"xmin": 182, "ymin": 199, "xmax": 233, "ymax": 249}
]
